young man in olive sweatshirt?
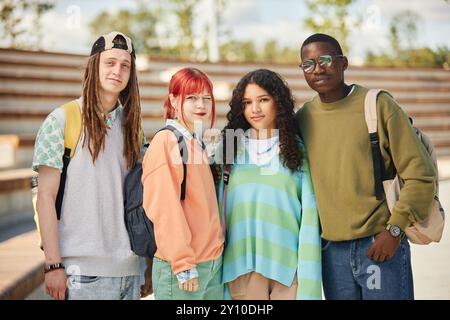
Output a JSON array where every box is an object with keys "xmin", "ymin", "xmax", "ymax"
[{"xmin": 296, "ymin": 33, "xmax": 436, "ymax": 300}]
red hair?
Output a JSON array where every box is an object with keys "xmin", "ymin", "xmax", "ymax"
[{"xmin": 163, "ymin": 67, "xmax": 216, "ymax": 128}]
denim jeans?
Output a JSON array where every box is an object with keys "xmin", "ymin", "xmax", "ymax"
[
  {"xmin": 152, "ymin": 256, "xmax": 223, "ymax": 300},
  {"xmin": 322, "ymin": 235, "xmax": 414, "ymax": 300},
  {"xmin": 66, "ymin": 275, "xmax": 140, "ymax": 300}
]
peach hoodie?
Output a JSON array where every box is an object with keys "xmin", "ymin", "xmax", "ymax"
[{"xmin": 142, "ymin": 125, "xmax": 224, "ymax": 274}]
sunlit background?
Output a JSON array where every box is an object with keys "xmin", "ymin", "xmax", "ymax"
[
  {"xmin": 0, "ymin": 0, "xmax": 449, "ymax": 300},
  {"xmin": 1, "ymin": 0, "xmax": 450, "ymax": 66}
]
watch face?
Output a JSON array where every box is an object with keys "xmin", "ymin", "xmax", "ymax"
[{"xmin": 390, "ymin": 225, "xmax": 401, "ymax": 237}]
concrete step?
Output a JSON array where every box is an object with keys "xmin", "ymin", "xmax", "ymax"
[
  {"xmin": 1, "ymin": 92, "xmax": 450, "ymax": 111},
  {"xmin": 2, "ymin": 106, "xmax": 449, "ymax": 119},
  {"xmin": 0, "ymin": 133, "xmax": 33, "ymax": 169},
  {"xmin": 2, "ymin": 64, "xmax": 450, "ymax": 92},
  {"xmin": 2, "ymin": 94, "xmax": 450, "ymax": 115},
  {"xmin": 0, "ymin": 169, "xmax": 35, "ymax": 224},
  {"xmin": 2, "ymin": 73, "xmax": 446, "ymax": 97},
  {"xmin": 0, "ymin": 64, "xmax": 84, "ymax": 82},
  {"xmin": 0, "ymin": 230, "xmax": 44, "ymax": 300},
  {"xmin": 1, "ymin": 47, "xmax": 450, "ymax": 81},
  {"xmin": 412, "ymin": 116, "xmax": 450, "ymax": 127},
  {"xmin": 0, "ymin": 79, "xmax": 170, "ymax": 97},
  {"xmin": 145, "ymin": 59, "xmax": 450, "ymax": 81},
  {"xmin": 1, "ymin": 108, "xmax": 449, "ymax": 137},
  {"xmin": 0, "ymin": 48, "xmax": 86, "ymax": 68},
  {"xmin": 2, "ymin": 78, "xmax": 450, "ymax": 102},
  {"xmin": 10, "ymin": 148, "xmax": 33, "ymax": 170}
]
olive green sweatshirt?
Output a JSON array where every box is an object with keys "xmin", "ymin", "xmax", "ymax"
[{"xmin": 296, "ymin": 84, "xmax": 436, "ymax": 241}]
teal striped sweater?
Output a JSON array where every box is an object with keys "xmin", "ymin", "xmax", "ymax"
[{"xmin": 216, "ymin": 138, "xmax": 322, "ymax": 300}]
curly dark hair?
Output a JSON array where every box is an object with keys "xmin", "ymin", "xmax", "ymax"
[{"xmin": 221, "ymin": 69, "xmax": 303, "ymax": 173}]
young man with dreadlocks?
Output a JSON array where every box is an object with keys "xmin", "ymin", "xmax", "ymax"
[{"xmin": 32, "ymin": 31, "xmax": 146, "ymax": 300}]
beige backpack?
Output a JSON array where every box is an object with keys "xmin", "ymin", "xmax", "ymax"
[{"xmin": 364, "ymin": 89, "xmax": 445, "ymax": 244}]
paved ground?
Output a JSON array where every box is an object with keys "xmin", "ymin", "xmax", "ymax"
[{"xmin": 410, "ymin": 179, "xmax": 450, "ymax": 299}]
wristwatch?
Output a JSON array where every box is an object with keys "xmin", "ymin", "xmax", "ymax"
[{"xmin": 386, "ymin": 224, "xmax": 404, "ymax": 238}]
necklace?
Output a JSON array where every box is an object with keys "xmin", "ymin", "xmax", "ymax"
[
  {"xmin": 244, "ymin": 135, "xmax": 279, "ymax": 166},
  {"xmin": 245, "ymin": 135, "xmax": 279, "ymax": 155},
  {"xmin": 256, "ymin": 139, "xmax": 279, "ymax": 155}
]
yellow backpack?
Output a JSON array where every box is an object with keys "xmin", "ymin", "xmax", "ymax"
[{"xmin": 32, "ymin": 100, "xmax": 82, "ymax": 249}]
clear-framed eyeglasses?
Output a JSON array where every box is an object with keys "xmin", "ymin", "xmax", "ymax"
[{"xmin": 299, "ymin": 54, "xmax": 345, "ymax": 73}]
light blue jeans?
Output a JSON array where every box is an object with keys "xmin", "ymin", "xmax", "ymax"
[
  {"xmin": 322, "ymin": 235, "xmax": 414, "ymax": 300},
  {"xmin": 66, "ymin": 275, "xmax": 140, "ymax": 300}
]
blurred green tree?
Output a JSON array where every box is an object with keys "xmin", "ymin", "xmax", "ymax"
[
  {"xmin": 366, "ymin": 9, "xmax": 449, "ymax": 68},
  {"xmin": 90, "ymin": 0, "xmax": 220, "ymax": 60},
  {"xmin": 303, "ymin": 0, "xmax": 359, "ymax": 54},
  {"xmin": 89, "ymin": 1, "xmax": 161, "ymax": 56},
  {"xmin": 220, "ymin": 40, "xmax": 257, "ymax": 62},
  {"xmin": 390, "ymin": 10, "xmax": 421, "ymax": 56},
  {"xmin": 434, "ymin": 46, "xmax": 450, "ymax": 70},
  {"xmin": 0, "ymin": 0, "xmax": 54, "ymax": 48},
  {"xmin": 169, "ymin": 0, "xmax": 195, "ymax": 58},
  {"xmin": 263, "ymin": 40, "xmax": 278, "ymax": 62}
]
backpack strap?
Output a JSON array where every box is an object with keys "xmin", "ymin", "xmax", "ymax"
[
  {"xmin": 62, "ymin": 100, "xmax": 82, "ymax": 157},
  {"xmin": 55, "ymin": 100, "xmax": 82, "ymax": 219},
  {"xmin": 221, "ymin": 165, "xmax": 231, "ymax": 241},
  {"xmin": 156, "ymin": 125, "xmax": 188, "ymax": 201},
  {"xmin": 364, "ymin": 89, "xmax": 386, "ymax": 200}
]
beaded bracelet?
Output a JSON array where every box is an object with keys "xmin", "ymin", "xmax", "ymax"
[{"xmin": 44, "ymin": 262, "xmax": 65, "ymax": 274}]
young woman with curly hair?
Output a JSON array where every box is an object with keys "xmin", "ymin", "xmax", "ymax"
[{"xmin": 215, "ymin": 69, "xmax": 322, "ymax": 300}]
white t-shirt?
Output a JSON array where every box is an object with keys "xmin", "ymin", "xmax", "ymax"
[{"xmin": 244, "ymin": 134, "xmax": 280, "ymax": 166}]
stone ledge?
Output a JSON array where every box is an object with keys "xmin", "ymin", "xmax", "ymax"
[
  {"xmin": 0, "ymin": 169, "xmax": 35, "ymax": 193},
  {"xmin": 438, "ymin": 157, "xmax": 450, "ymax": 180},
  {"xmin": 0, "ymin": 231, "xmax": 44, "ymax": 300}
]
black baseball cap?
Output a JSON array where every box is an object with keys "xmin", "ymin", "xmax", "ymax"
[{"xmin": 90, "ymin": 31, "xmax": 135, "ymax": 58}]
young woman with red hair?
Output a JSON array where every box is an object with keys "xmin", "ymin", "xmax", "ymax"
[{"xmin": 141, "ymin": 67, "xmax": 224, "ymax": 299}]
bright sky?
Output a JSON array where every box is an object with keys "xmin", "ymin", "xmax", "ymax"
[{"xmin": 4, "ymin": 0, "xmax": 450, "ymax": 64}]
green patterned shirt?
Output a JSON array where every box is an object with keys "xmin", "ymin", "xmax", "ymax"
[{"xmin": 32, "ymin": 101, "xmax": 146, "ymax": 172}]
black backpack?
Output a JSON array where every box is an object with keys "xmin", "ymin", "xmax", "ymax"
[{"xmin": 124, "ymin": 125, "xmax": 188, "ymax": 259}]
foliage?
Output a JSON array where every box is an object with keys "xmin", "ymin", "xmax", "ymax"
[
  {"xmin": 366, "ymin": 46, "xmax": 450, "ymax": 69},
  {"xmin": 89, "ymin": 1, "xmax": 161, "ymax": 56},
  {"xmin": 0, "ymin": 0, "xmax": 54, "ymax": 48},
  {"xmin": 366, "ymin": 10, "xmax": 449, "ymax": 68},
  {"xmin": 303, "ymin": 0, "xmax": 359, "ymax": 54}
]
